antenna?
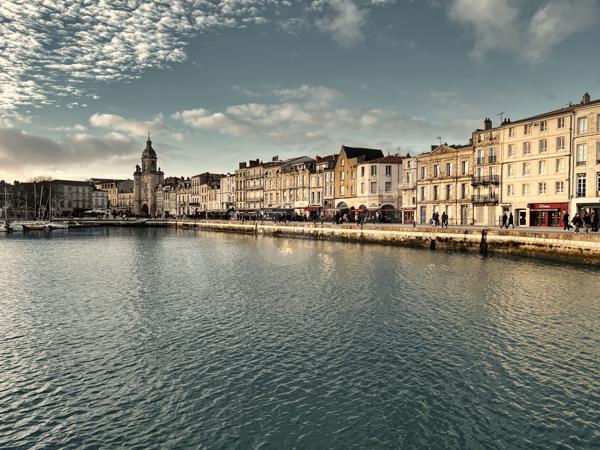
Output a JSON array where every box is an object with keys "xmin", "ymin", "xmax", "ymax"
[
  {"xmin": 496, "ymin": 112, "xmax": 505, "ymax": 123},
  {"xmin": 436, "ymin": 137, "xmax": 442, "ymax": 146}
]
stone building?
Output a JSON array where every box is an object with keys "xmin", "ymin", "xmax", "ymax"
[
  {"xmin": 399, "ymin": 156, "xmax": 417, "ymax": 224},
  {"xmin": 235, "ymin": 159, "xmax": 263, "ymax": 211},
  {"xmin": 356, "ymin": 155, "xmax": 405, "ymax": 221},
  {"xmin": 219, "ymin": 174, "xmax": 236, "ymax": 211},
  {"xmin": 334, "ymin": 145, "xmax": 384, "ymax": 210},
  {"xmin": 416, "ymin": 144, "xmax": 473, "ymax": 225},
  {"xmin": 280, "ymin": 156, "xmax": 315, "ymax": 214},
  {"xmin": 472, "ymin": 118, "xmax": 502, "ymax": 226},
  {"xmin": 263, "ymin": 157, "xmax": 283, "ymax": 208},
  {"xmin": 133, "ymin": 135, "xmax": 164, "ymax": 217},
  {"xmin": 309, "ymin": 155, "xmax": 336, "ymax": 214},
  {"xmin": 571, "ymin": 93, "xmax": 600, "ymax": 216}
]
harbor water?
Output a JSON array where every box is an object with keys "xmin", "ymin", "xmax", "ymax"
[{"xmin": 0, "ymin": 228, "xmax": 598, "ymax": 448}]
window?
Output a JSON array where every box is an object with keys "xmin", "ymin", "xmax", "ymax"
[
  {"xmin": 522, "ymin": 162, "xmax": 530, "ymax": 175},
  {"xmin": 507, "ymin": 144, "xmax": 515, "ymax": 157},
  {"xmin": 597, "ymin": 114, "xmax": 600, "ymax": 131},
  {"xmin": 361, "ymin": 166, "xmax": 365, "ymax": 177},
  {"xmin": 523, "ymin": 142, "xmax": 531, "ymax": 155},
  {"xmin": 433, "ymin": 186, "xmax": 439, "ymax": 200},
  {"xmin": 540, "ymin": 121, "xmax": 547, "ymax": 131},
  {"xmin": 576, "ymin": 174, "xmax": 586, "ymax": 197},
  {"xmin": 576, "ymin": 144, "xmax": 587, "ymax": 165},
  {"xmin": 509, "ymin": 127, "xmax": 514, "ymax": 137},
  {"xmin": 489, "ymin": 147, "xmax": 497, "ymax": 163},
  {"xmin": 555, "ymin": 158, "xmax": 564, "ymax": 173},
  {"xmin": 460, "ymin": 183, "xmax": 466, "ymax": 199},
  {"xmin": 420, "ymin": 166, "xmax": 426, "ymax": 180},
  {"xmin": 461, "ymin": 160, "xmax": 468, "ymax": 175},
  {"xmin": 507, "ymin": 184, "xmax": 514, "ymax": 196},
  {"xmin": 350, "ymin": 185, "xmax": 354, "ymax": 195},
  {"xmin": 385, "ymin": 181, "xmax": 392, "ymax": 192},
  {"xmin": 340, "ymin": 186, "xmax": 345, "ymax": 196},
  {"xmin": 597, "ymin": 172, "xmax": 600, "ymax": 195},
  {"xmin": 341, "ymin": 159, "xmax": 345, "ymax": 167},
  {"xmin": 370, "ymin": 165, "xmax": 377, "ymax": 176},
  {"xmin": 351, "ymin": 170, "xmax": 355, "ymax": 180},
  {"xmin": 577, "ymin": 117, "xmax": 588, "ymax": 134},
  {"xmin": 538, "ymin": 182, "xmax": 546, "ymax": 194},
  {"xmin": 522, "ymin": 184, "xmax": 530, "ymax": 195},
  {"xmin": 370, "ymin": 182, "xmax": 377, "ymax": 194},
  {"xmin": 557, "ymin": 117, "xmax": 565, "ymax": 128},
  {"xmin": 385, "ymin": 165, "xmax": 392, "ymax": 176},
  {"xmin": 556, "ymin": 136, "xmax": 565, "ymax": 151},
  {"xmin": 434, "ymin": 164, "xmax": 440, "ymax": 177},
  {"xmin": 539, "ymin": 139, "xmax": 547, "ymax": 153},
  {"xmin": 596, "ymin": 142, "xmax": 600, "ymax": 163},
  {"xmin": 420, "ymin": 186, "xmax": 425, "ymax": 201},
  {"xmin": 445, "ymin": 184, "xmax": 451, "ymax": 200},
  {"xmin": 538, "ymin": 160, "xmax": 546, "ymax": 175},
  {"xmin": 524, "ymin": 124, "xmax": 531, "ymax": 134},
  {"xmin": 360, "ymin": 182, "xmax": 364, "ymax": 194},
  {"xmin": 446, "ymin": 163, "xmax": 452, "ymax": 176},
  {"xmin": 341, "ymin": 171, "xmax": 345, "ymax": 181},
  {"xmin": 508, "ymin": 164, "xmax": 514, "ymax": 177},
  {"xmin": 477, "ymin": 149, "xmax": 484, "ymax": 165},
  {"xmin": 555, "ymin": 181, "xmax": 564, "ymax": 194}
]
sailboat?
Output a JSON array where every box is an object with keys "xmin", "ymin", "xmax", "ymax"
[
  {"xmin": 22, "ymin": 182, "xmax": 50, "ymax": 232},
  {"xmin": 46, "ymin": 185, "xmax": 68, "ymax": 230},
  {"xmin": 1, "ymin": 185, "xmax": 11, "ymax": 232}
]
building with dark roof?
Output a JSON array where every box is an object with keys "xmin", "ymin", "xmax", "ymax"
[{"xmin": 334, "ymin": 145, "xmax": 384, "ymax": 209}]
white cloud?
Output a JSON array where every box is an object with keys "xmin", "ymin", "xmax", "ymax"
[
  {"xmin": 448, "ymin": 0, "xmax": 600, "ymax": 62},
  {"xmin": 0, "ymin": 0, "xmax": 283, "ymax": 117},
  {"xmin": 89, "ymin": 113, "xmax": 185, "ymax": 141},
  {"xmin": 316, "ymin": 0, "xmax": 368, "ymax": 47}
]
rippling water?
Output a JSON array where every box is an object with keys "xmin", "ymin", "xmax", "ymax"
[{"xmin": 0, "ymin": 228, "xmax": 599, "ymax": 449}]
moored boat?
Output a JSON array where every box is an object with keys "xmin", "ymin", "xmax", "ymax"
[
  {"xmin": 23, "ymin": 222, "xmax": 49, "ymax": 232},
  {"xmin": 47, "ymin": 222, "xmax": 69, "ymax": 230}
]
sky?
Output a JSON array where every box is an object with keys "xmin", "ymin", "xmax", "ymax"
[{"xmin": 1, "ymin": 0, "xmax": 600, "ymax": 182}]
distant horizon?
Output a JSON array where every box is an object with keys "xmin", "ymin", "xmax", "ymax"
[{"xmin": 2, "ymin": 0, "xmax": 600, "ymax": 182}]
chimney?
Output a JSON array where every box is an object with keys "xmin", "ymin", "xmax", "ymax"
[
  {"xmin": 238, "ymin": 162, "xmax": 247, "ymax": 169},
  {"xmin": 484, "ymin": 117, "xmax": 492, "ymax": 130},
  {"xmin": 582, "ymin": 92, "xmax": 591, "ymax": 105},
  {"xmin": 272, "ymin": 155, "xmax": 279, "ymax": 162},
  {"xmin": 431, "ymin": 145, "xmax": 437, "ymax": 151}
]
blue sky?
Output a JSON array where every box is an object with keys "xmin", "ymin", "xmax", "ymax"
[{"xmin": 1, "ymin": 0, "xmax": 600, "ymax": 181}]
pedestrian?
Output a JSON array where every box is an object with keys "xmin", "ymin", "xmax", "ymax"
[
  {"xmin": 433, "ymin": 211, "xmax": 440, "ymax": 226},
  {"xmin": 592, "ymin": 209, "xmax": 599, "ymax": 232},
  {"xmin": 583, "ymin": 210, "xmax": 591, "ymax": 233},
  {"xmin": 501, "ymin": 213, "xmax": 507, "ymax": 229},
  {"xmin": 441, "ymin": 212, "xmax": 448, "ymax": 228},
  {"xmin": 508, "ymin": 212, "xmax": 514, "ymax": 228},
  {"xmin": 563, "ymin": 212, "xmax": 571, "ymax": 231},
  {"xmin": 572, "ymin": 213, "xmax": 581, "ymax": 233}
]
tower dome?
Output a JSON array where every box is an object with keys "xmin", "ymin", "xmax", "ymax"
[{"xmin": 142, "ymin": 133, "xmax": 157, "ymax": 159}]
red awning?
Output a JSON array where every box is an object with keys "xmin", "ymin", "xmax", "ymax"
[{"xmin": 305, "ymin": 207, "xmax": 319, "ymax": 212}]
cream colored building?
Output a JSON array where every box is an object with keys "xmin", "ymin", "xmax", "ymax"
[
  {"xmin": 219, "ymin": 174, "xmax": 236, "ymax": 211},
  {"xmin": 500, "ymin": 108, "xmax": 572, "ymax": 227},
  {"xmin": 356, "ymin": 155, "xmax": 404, "ymax": 221},
  {"xmin": 263, "ymin": 158, "xmax": 283, "ymax": 208},
  {"xmin": 281, "ymin": 156, "xmax": 315, "ymax": 213},
  {"xmin": 472, "ymin": 119, "xmax": 502, "ymax": 226},
  {"xmin": 399, "ymin": 156, "xmax": 417, "ymax": 224},
  {"xmin": 309, "ymin": 155, "xmax": 336, "ymax": 214},
  {"xmin": 334, "ymin": 145, "xmax": 384, "ymax": 210},
  {"xmin": 571, "ymin": 93, "xmax": 600, "ymax": 216},
  {"xmin": 416, "ymin": 144, "xmax": 473, "ymax": 225},
  {"xmin": 235, "ymin": 159, "xmax": 263, "ymax": 211}
]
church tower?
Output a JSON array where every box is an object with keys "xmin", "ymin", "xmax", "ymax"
[{"xmin": 133, "ymin": 134, "xmax": 164, "ymax": 217}]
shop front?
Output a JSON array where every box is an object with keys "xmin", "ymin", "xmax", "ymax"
[
  {"xmin": 527, "ymin": 202, "xmax": 568, "ymax": 227},
  {"xmin": 402, "ymin": 208, "xmax": 415, "ymax": 224}
]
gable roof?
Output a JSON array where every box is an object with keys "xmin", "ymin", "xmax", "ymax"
[
  {"xmin": 367, "ymin": 155, "xmax": 405, "ymax": 164},
  {"xmin": 340, "ymin": 145, "xmax": 384, "ymax": 161}
]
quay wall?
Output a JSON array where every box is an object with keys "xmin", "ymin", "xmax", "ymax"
[{"xmin": 141, "ymin": 220, "xmax": 600, "ymax": 265}]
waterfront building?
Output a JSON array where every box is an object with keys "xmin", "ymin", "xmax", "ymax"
[
  {"xmin": 176, "ymin": 178, "xmax": 192, "ymax": 217},
  {"xmin": 280, "ymin": 156, "xmax": 315, "ymax": 214},
  {"xmin": 309, "ymin": 155, "xmax": 336, "ymax": 214},
  {"xmin": 571, "ymin": 93, "xmax": 600, "ymax": 216},
  {"xmin": 356, "ymin": 155, "xmax": 405, "ymax": 221},
  {"xmin": 133, "ymin": 135, "xmax": 164, "ymax": 217},
  {"xmin": 399, "ymin": 156, "xmax": 417, "ymax": 224},
  {"xmin": 235, "ymin": 159, "xmax": 263, "ymax": 211},
  {"xmin": 93, "ymin": 178, "xmax": 128, "ymax": 209},
  {"xmin": 219, "ymin": 174, "xmax": 236, "ymax": 211},
  {"xmin": 500, "ymin": 108, "xmax": 572, "ymax": 227},
  {"xmin": 263, "ymin": 157, "xmax": 283, "ymax": 208},
  {"xmin": 192, "ymin": 172, "xmax": 223, "ymax": 214},
  {"xmin": 416, "ymin": 144, "xmax": 473, "ymax": 225},
  {"xmin": 115, "ymin": 181, "xmax": 135, "ymax": 215},
  {"xmin": 471, "ymin": 119, "xmax": 502, "ymax": 226},
  {"xmin": 92, "ymin": 189, "xmax": 108, "ymax": 211},
  {"xmin": 334, "ymin": 145, "xmax": 384, "ymax": 211}
]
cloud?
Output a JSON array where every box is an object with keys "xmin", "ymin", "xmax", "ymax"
[
  {"xmin": 0, "ymin": 0, "xmax": 283, "ymax": 117},
  {"xmin": 0, "ymin": 127, "xmax": 139, "ymax": 178},
  {"xmin": 448, "ymin": 0, "xmax": 600, "ymax": 62},
  {"xmin": 172, "ymin": 84, "xmax": 452, "ymax": 148},
  {"xmin": 316, "ymin": 0, "xmax": 368, "ymax": 46},
  {"xmin": 89, "ymin": 113, "xmax": 184, "ymax": 141}
]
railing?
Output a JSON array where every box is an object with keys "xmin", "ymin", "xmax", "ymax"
[
  {"xmin": 471, "ymin": 194, "xmax": 498, "ymax": 204},
  {"xmin": 471, "ymin": 175, "xmax": 500, "ymax": 186},
  {"xmin": 488, "ymin": 156, "xmax": 497, "ymax": 164},
  {"xmin": 476, "ymin": 157, "xmax": 484, "ymax": 165}
]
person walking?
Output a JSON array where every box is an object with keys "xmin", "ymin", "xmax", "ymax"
[
  {"xmin": 583, "ymin": 210, "xmax": 591, "ymax": 233},
  {"xmin": 501, "ymin": 213, "xmax": 507, "ymax": 229},
  {"xmin": 441, "ymin": 212, "xmax": 448, "ymax": 228},
  {"xmin": 563, "ymin": 212, "xmax": 571, "ymax": 231},
  {"xmin": 508, "ymin": 212, "xmax": 514, "ymax": 228},
  {"xmin": 572, "ymin": 213, "xmax": 581, "ymax": 233},
  {"xmin": 592, "ymin": 209, "xmax": 599, "ymax": 232}
]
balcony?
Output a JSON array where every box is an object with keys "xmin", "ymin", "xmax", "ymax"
[
  {"xmin": 471, "ymin": 175, "xmax": 500, "ymax": 186},
  {"xmin": 488, "ymin": 155, "xmax": 497, "ymax": 164},
  {"xmin": 476, "ymin": 157, "xmax": 484, "ymax": 165},
  {"xmin": 472, "ymin": 194, "xmax": 499, "ymax": 204}
]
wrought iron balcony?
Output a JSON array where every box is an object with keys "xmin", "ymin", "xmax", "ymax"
[
  {"xmin": 471, "ymin": 194, "xmax": 499, "ymax": 204},
  {"xmin": 471, "ymin": 175, "xmax": 500, "ymax": 186}
]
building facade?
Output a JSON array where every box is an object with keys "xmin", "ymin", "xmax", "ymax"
[
  {"xmin": 133, "ymin": 136, "xmax": 164, "ymax": 217},
  {"xmin": 472, "ymin": 119, "xmax": 502, "ymax": 226},
  {"xmin": 334, "ymin": 145, "xmax": 384, "ymax": 210},
  {"xmin": 399, "ymin": 156, "xmax": 417, "ymax": 224},
  {"xmin": 356, "ymin": 155, "xmax": 404, "ymax": 221}
]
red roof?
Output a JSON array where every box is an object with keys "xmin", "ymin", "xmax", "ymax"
[{"xmin": 366, "ymin": 155, "xmax": 405, "ymax": 164}]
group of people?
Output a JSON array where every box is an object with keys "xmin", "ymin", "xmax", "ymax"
[
  {"xmin": 430, "ymin": 211, "xmax": 449, "ymax": 228},
  {"xmin": 564, "ymin": 210, "xmax": 600, "ymax": 233},
  {"xmin": 500, "ymin": 212, "xmax": 515, "ymax": 229}
]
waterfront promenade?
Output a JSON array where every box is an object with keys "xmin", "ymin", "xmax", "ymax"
[{"xmin": 61, "ymin": 218, "xmax": 600, "ymax": 265}]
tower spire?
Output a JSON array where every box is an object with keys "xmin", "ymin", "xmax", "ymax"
[{"xmin": 147, "ymin": 131, "xmax": 151, "ymax": 143}]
